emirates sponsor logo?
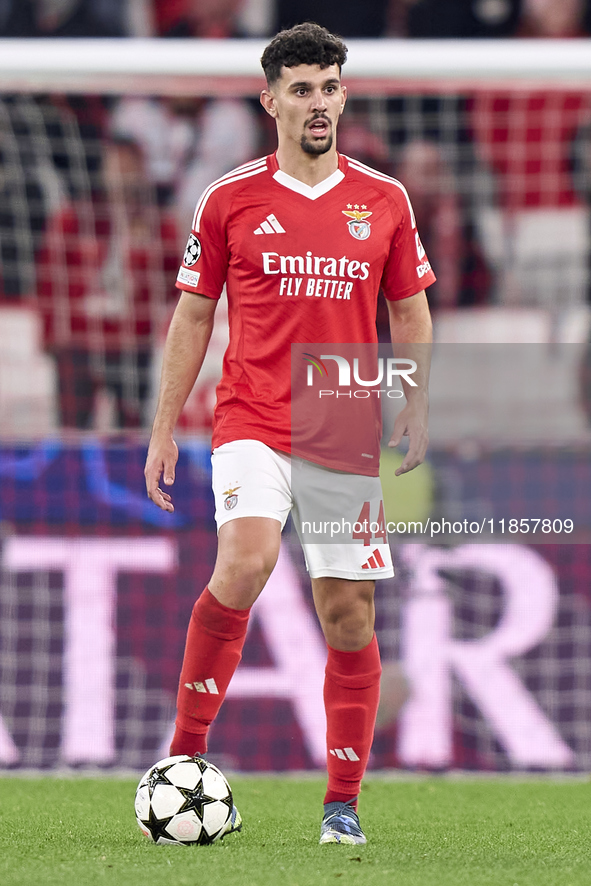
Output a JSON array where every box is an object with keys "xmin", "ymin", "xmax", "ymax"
[{"xmin": 262, "ymin": 251, "xmax": 370, "ymax": 280}]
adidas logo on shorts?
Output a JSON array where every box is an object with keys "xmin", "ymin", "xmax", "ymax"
[{"xmin": 361, "ymin": 548, "xmax": 386, "ymax": 570}]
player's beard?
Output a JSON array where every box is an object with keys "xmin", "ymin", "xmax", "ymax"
[
  {"xmin": 300, "ymin": 131, "xmax": 333, "ymax": 155},
  {"xmin": 300, "ymin": 117, "xmax": 334, "ymax": 155}
]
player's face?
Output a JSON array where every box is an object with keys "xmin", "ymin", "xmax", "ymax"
[{"xmin": 263, "ymin": 64, "xmax": 347, "ymax": 157}]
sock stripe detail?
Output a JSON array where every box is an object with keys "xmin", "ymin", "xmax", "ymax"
[
  {"xmin": 329, "ymin": 747, "xmax": 361, "ymax": 761},
  {"xmin": 183, "ymin": 677, "xmax": 220, "ymax": 694}
]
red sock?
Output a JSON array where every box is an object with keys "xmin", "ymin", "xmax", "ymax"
[
  {"xmin": 170, "ymin": 587, "xmax": 251, "ymax": 757},
  {"xmin": 323, "ymin": 634, "xmax": 381, "ymax": 808}
]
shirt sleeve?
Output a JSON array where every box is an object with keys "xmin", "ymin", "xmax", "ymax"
[
  {"xmin": 175, "ymin": 189, "xmax": 228, "ymax": 299},
  {"xmin": 380, "ymin": 188, "xmax": 436, "ymax": 300}
]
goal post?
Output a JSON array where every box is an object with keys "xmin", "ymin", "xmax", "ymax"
[{"xmin": 2, "ymin": 38, "xmax": 591, "ymax": 95}]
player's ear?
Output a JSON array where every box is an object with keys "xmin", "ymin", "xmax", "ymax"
[
  {"xmin": 340, "ymin": 85, "xmax": 347, "ymax": 115},
  {"xmin": 260, "ymin": 89, "xmax": 277, "ymax": 118}
]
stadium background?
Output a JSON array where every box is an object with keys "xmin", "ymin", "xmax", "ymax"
[{"xmin": 2, "ymin": 0, "xmax": 591, "ymax": 776}]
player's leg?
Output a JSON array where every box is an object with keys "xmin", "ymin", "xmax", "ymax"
[
  {"xmin": 312, "ymin": 576, "xmax": 381, "ymax": 844},
  {"xmin": 292, "ymin": 458, "xmax": 392, "ymax": 843},
  {"xmin": 171, "ymin": 516, "xmax": 281, "ymax": 756},
  {"xmin": 171, "ymin": 441, "xmax": 291, "ymax": 756}
]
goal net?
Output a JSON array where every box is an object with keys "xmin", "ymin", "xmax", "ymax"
[{"xmin": 1, "ymin": 38, "xmax": 591, "ymax": 772}]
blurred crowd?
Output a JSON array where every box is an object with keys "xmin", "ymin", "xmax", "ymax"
[
  {"xmin": 1, "ymin": 0, "xmax": 591, "ymax": 39},
  {"xmin": 2, "ymin": 0, "xmax": 591, "ymax": 432}
]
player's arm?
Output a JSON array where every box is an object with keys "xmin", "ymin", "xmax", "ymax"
[
  {"xmin": 145, "ymin": 291, "xmax": 217, "ymax": 511},
  {"xmin": 386, "ymin": 289, "xmax": 433, "ymax": 476}
]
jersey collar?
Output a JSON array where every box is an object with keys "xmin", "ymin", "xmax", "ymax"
[{"xmin": 269, "ymin": 153, "xmax": 346, "ymax": 200}]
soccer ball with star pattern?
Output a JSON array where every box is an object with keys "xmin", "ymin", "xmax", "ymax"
[{"xmin": 135, "ymin": 755, "xmax": 235, "ymax": 845}]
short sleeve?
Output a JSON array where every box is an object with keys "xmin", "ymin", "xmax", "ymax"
[
  {"xmin": 381, "ymin": 189, "xmax": 436, "ymax": 300},
  {"xmin": 175, "ymin": 190, "xmax": 228, "ymax": 298}
]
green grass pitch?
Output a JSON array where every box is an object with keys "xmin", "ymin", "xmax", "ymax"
[{"xmin": 1, "ymin": 775, "xmax": 590, "ymax": 886}]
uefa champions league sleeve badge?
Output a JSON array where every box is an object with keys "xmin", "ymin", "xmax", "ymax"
[{"xmin": 183, "ymin": 233, "xmax": 202, "ymax": 266}]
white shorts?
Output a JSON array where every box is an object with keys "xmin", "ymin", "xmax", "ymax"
[{"xmin": 211, "ymin": 439, "xmax": 394, "ymax": 581}]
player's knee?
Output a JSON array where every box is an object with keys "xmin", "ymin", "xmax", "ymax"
[
  {"xmin": 327, "ymin": 610, "xmax": 373, "ymax": 650},
  {"xmin": 211, "ymin": 547, "xmax": 278, "ymax": 601},
  {"xmin": 316, "ymin": 583, "xmax": 375, "ymax": 649},
  {"xmin": 237, "ymin": 548, "xmax": 277, "ymax": 589},
  {"xmin": 213, "ymin": 518, "xmax": 280, "ymax": 596}
]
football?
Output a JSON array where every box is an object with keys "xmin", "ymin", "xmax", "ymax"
[{"xmin": 135, "ymin": 754, "xmax": 236, "ymax": 845}]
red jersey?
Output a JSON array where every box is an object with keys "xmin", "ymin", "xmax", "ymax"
[{"xmin": 176, "ymin": 152, "xmax": 435, "ymax": 474}]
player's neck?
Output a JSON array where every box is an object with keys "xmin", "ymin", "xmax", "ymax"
[{"xmin": 275, "ymin": 145, "xmax": 339, "ymax": 187}]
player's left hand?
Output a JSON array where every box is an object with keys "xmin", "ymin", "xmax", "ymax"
[
  {"xmin": 388, "ymin": 399, "xmax": 428, "ymax": 475},
  {"xmin": 144, "ymin": 433, "xmax": 179, "ymax": 512}
]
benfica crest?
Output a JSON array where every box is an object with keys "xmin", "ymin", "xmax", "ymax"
[
  {"xmin": 342, "ymin": 207, "xmax": 372, "ymax": 240},
  {"xmin": 223, "ymin": 485, "xmax": 241, "ymax": 510}
]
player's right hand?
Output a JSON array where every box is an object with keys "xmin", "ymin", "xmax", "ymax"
[{"xmin": 144, "ymin": 434, "xmax": 179, "ymax": 512}]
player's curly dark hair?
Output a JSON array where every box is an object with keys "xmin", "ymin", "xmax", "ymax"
[{"xmin": 261, "ymin": 22, "xmax": 348, "ymax": 85}]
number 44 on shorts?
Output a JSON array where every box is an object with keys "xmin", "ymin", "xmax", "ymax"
[{"xmin": 353, "ymin": 501, "xmax": 387, "ymax": 546}]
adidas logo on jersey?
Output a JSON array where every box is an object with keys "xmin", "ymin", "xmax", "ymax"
[
  {"xmin": 329, "ymin": 747, "xmax": 360, "ymax": 761},
  {"xmin": 361, "ymin": 548, "xmax": 386, "ymax": 570},
  {"xmin": 184, "ymin": 678, "xmax": 219, "ymax": 694},
  {"xmin": 254, "ymin": 214, "xmax": 286, "ymax": 235}
]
